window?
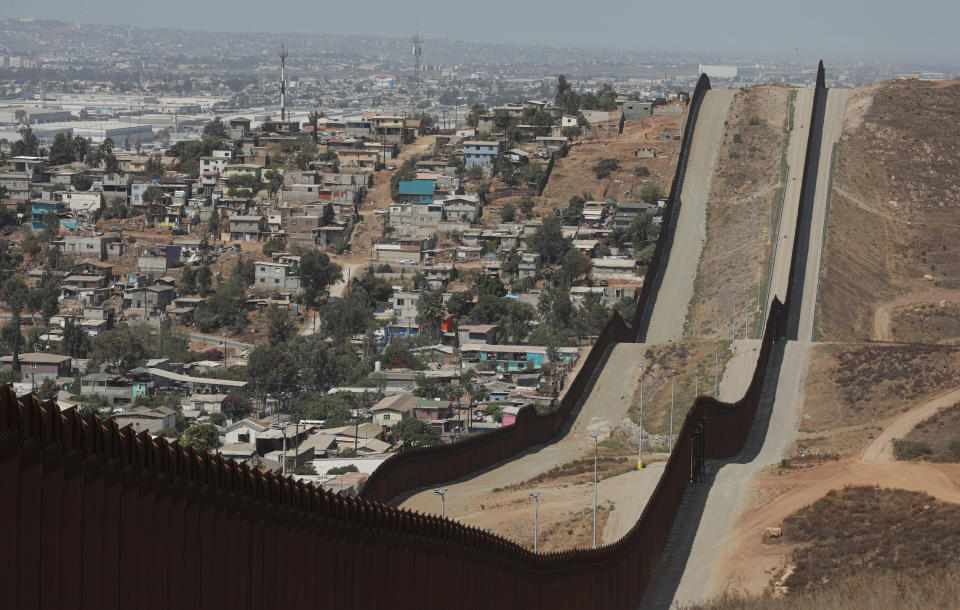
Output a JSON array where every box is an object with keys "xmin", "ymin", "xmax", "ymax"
[
  {"xmin": 274, "ymin": 279, "xmax": 280, "ymax": 284},
  {"xmin": 30, "ymin": 362, "xmax": 37, "ymax": 369},
  {"xmin": 383, "ymin": 414, "xmax": 391, "ymax": 420},
  {"xmin": 238, "ymin": 432, "xmax": 250, "ymax": 443}
]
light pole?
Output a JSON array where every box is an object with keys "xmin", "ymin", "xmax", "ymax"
[
  {"xmin": 694, "ymin": 369, "xmax": 700, "ymax": 399},
  {"xmin": 281, "ymin": 422, "xmax": 288, "ymax": 476},
  {"xmin": 638, "ymin": 363, "xmax": 645, "ymax": 469},
  {"xmin": 731, "ymin": 288, "xmax": 737, "ymax": 354},
  {"xmin": 529, "ymin": 492, "xmax": 540, "ymax": 553},
  {"xmin": 433, "ymin": 488, "xmax": 447, "ymax": 518},
  {"xmin": 590, "ymin": 432, "xmax": 599, "ymax": 549},
  {"xmin": 670, "ymin": 370, "xmax": 677, "ymax": 452},
  {"xmin": 714, "ymin": 340, "xmax": 719, "ymax": 396}
]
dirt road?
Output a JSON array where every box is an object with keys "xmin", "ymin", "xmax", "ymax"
[
  {"xmin": 646, "ymin": 90, "xmax": 735, "ymax": 344},
  {"xmin": 861, "ymin": 384, "xmax": 960, "ymax": 462},
  {"xmin": 398, "ymin": 343, "xmax": 650, "ymax": 533}
]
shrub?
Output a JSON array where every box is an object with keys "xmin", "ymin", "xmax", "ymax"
[
  {"xmin": 893, "ymin": 439, "xmax": 933, "ymax": 460},
  {"xmin": 592, "ymin": 158, "xmax": 619, "ymax": 179},
  {"xmin": 328, "ymin": 464, "xmax": 359, "ymax": 476}
]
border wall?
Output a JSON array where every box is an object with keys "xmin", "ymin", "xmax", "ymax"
[{"xmin": 0, "ymin": 65, "xmax": 832, "ymax": 609}]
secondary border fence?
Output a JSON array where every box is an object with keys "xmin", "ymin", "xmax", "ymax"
[{"xmin": 0, "ymin": 65, "xmax": 829, "ymax": 609}]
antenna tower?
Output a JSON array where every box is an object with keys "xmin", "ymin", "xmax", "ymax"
[
  {"xmin": 279, "ymin": 44, "xmax": 288, "ymax": 122},
  {"xmin": 412, "ymin": 33, "xmax": 422, "ymax": 116}
]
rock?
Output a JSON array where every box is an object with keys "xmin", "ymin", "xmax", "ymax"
[
  {"xmin": 763, "ymin": 526, "xmax": 782, "ymax": 539},
  {"xmin": 924, "ymin": 274, "xmax": 934, "ymax": 281}
]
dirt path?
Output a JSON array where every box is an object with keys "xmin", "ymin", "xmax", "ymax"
[
  {"xmin": 872, "ymin": 288, "xmax": 960, "ymax": 341},
  {"xmin": 861, "ymin": 384, "xmax": 960, "ymax": 462},
  {"xmin": 718, "ymin": 458, "xmax": 960, "ymax": 598}
]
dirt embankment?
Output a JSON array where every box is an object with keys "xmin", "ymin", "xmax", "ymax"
[
  {"xmin": 686, "ymin": 85, "xmax": 790, "ymax": 341},
  {"xmin": 817, "ymin": 79, "xmax": 960, "ymax": 341}
]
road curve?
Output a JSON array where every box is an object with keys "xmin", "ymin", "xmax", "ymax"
[{"xmin": 645, "ymin": 90, "xmax": 735, "ymax": 344}]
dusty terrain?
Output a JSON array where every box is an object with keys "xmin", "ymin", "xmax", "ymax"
[
  {"xmin": 894, "ymin": 398, "xmax": 960, "ymax": 462},
  {"xmin": 799, "ymin": 342, "xmax": 960, "ymax": 456},
  {"xmin": 817, "ymin": 78, "xmax": 960, "ymax": 341},
  {"xmin": 686, "ymin": 85, "xmax": 791, "ymax": 341}
]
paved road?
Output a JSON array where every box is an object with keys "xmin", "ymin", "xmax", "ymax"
[
  {"xmin": 669, "ymin": 88, "xmax": 847, "ymax": 607},
  {"xmin": 646, "ymin": 90, "xmax": 735, "ymax": 344},
  {"xmin": 765, "ymin": 89, "xmax": 814, "ymax": 310},
  {"xmin": 399, "ymin": 343, "xmax": 650, "ymax": 519}
]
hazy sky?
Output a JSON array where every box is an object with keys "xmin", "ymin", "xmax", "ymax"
[{"xmin": 26, "ymin": 0, "xmax": 960, "ymax": 64}]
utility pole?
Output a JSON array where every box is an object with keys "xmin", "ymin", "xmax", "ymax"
[
  {"xmin": 714, "ymin": 340, "xmax": 719, "ymax": 396},
  {"xmin": 279, "ymin": 44, "xmax": 288, "ymax": 123},
  {"xmin": 731, "ymin": 288, "xmax": 737, "ymax": 354}
]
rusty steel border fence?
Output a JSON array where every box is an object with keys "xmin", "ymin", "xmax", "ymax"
[{"xmin": 0, "ymin": 64, "xmax": 829, "ymax": 609}]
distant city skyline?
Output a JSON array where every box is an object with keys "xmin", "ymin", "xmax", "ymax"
[{"xmin": 20, "ymin": 0, "xmax": 960, "ymax": 65}]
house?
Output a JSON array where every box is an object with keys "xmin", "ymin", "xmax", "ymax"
[
  {"xmin": 413, "ymin": 399, "xmax": 453, "ymax": 421},
  {"xmin": 61, "ymin": 191, "xmax": 103, "ymax": 218},
  {"xmin": 622, "ymin": 101, "xmax": 653, "ymax": 119},
  {"xmin": 390, "ymin": 290, "xmax": 422, "ymax": 337},
  {"xmin": 254, "ymin": 261, "xmax": 301, "ymax": 294},
  {"xmin": 501, "ymin": 405, "xmax": 523, "ymax": 427},
  {"xmin": 182, "ymin": 394, "xmax": 227, "ymax": 414},
  {"xmin": 79, "ymin": 373, "xmax": 134, "ymax": 405},
  {"xmin": 365, "ymin": 113, "xmax": 407, "ymax": 144},
  {"xmin": 440, "ymin": 195, "xmax": 482, "ymax": 222},
  {"xmin": 113, "ymin": 407, "xmax": 177, "ymax": 435},
  {"xmin": 29, "ymin": 199, "xmax": 67, "ymax": 231},
  {"xmin": 460, "ymin": 344, "xmax": 579, "ymax": 372},
  {"xmin": 457, "ymin": 324, "xmax": 498, "ymax": 346},
  {"xmin": 229, "ymin": 215, "xmax": 264, "ymax": 242},
  {"xmin": 122, "ymin": 285, "xmax": 175, "ymax": 311},
  {"xmin": 338, "ymin": 149, "xmax": 379, "ymax": 169},
  {"xmin": 370, "ymin": 393, "xmax": 419, "ymax": 428},
  {"xmin": 223, "ymin": 419, "xmax": 270, "ymax": 444},
  {"xmin": 590, "ymin": 257, "xmax": 641, "ymax": 281},
  {"xmin": 463, "ymin": 141, "xmax": 501, "ymax": 167},
  {"xmin": 535, "ymin": 136, "xmax": 567, "ymax": 156},
  {"xmin": 62, "ymin": 235, "xmax": 110, "ymax": 260},
  {"xmin": 0, "ymin": 353, "xmax": 72, "ymax": 380},
  {"xmin": 612, "ymin": 201, "xmax": 652, "ymax": 228},
  {"xmin": 397, "ymin": 178, "xmax": 436, "ymax": 204}
]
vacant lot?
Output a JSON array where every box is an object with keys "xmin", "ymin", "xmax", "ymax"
[
  {"xmin": 628, "ymin": 340, "xmax": 734, "ymax": 448},
  {"xmin": 800, "ymin": 343, "xmax": 960, "ymax": 455},
  {"xmin": 890, "ymin": 301, "xmax": 960, "ymax": 344},
  {"xmin": 897, "ymin": 401, "xmax": 960, "ymax": 462},
  {"xmin": 686, "ymin": 85, "xmax": 790, "ymax": 340},
  {"xmin": 817, "ymin": 79, "xmax": 960, "ymax": 340}
]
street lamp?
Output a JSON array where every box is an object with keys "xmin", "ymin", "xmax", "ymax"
[
  {"xmin": 590, "ymin": 432, "xmax": 599, "ymax": 549},
  {"xmin": 433, "ymin": 488, "xmax": 447, "ymax": 518},
  {"xmin": 714, "ymin": 340, "xmax": 719, "ymax": 397},
  {"xmin": 694, "ymin": 369, "xmax": 700, "ymax": 399},
  {"xmin": 529, "ymin": 492, "xmax": 540, "ymax": 553},
  {"xmin": 731, "ymin": 289, "xmax": 737, "ymax": 354},
  {"xmin": 281, "ymin": 422, "xmax": 288, "ymax": 476},
  {"xmin": 638, "ymin": 363, "xmax": 645, "ymax": 469},
  {"xmin": 669, "ymin": 370, "xmax": 677, "ymax": 453}
]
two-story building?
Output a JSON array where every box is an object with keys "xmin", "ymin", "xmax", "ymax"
[
  {"xmin": 254, "ymin": 261, "xmax": 301, "ymax": 294},
  {"xmin": 229, "ymin": 215, "xmax": 264, "ymax": 242},
  {"xmin": 460, "ymin": 344, "xmax": 579, "ymax": 372},
  {"xmin": 396, "ymin": 178, "xmax": 436, "ymax": 204},
  {"xmin": 123, "ymin": 285, "xmax": 175, "ymax": 312},
  {"xmin": 463, "ymin": 141, "xmax": 501, "ymax": 167}
]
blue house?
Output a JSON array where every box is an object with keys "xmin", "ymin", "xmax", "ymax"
[
  {"xmin": 464, "ymin": 141, "xmax": 502, "ymax": 167},
  {"xmin": 397, "ymin": 178, "xmax": 436, "ymax": 204},
  {"xmin": 460, "ymin": 343, "xmax": 579, "ymax": 372},
  {"xmin": 30, "ymin": 200, "xmax": 76, "ymax": 231}
]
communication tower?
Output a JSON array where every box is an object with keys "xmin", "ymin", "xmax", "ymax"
[
  {"xmin": 412, "ymin": 33, "xmax": 422, "ymax": 90},
  {"xmin": 279, "ymin": 44, "xmax": 288, "ymax": 122}
]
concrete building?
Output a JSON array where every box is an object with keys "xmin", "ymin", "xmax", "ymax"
[
  {"xmin": 113, "ymin": 407, "xmax": 176, "ymax": 435},
  {"xmin": 0, "ymin": 353, "xmax": 73, "ymax": 380},
  {"xmin": 463, "ymin": 141, "xmax": 501, "ymax": 167}
]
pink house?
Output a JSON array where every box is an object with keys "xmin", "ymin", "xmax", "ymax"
[{"xmin": 501, "ymin": 405, "xmax": 522, "ymax": 426}]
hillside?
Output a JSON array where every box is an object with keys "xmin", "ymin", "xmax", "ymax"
[{"xmin": 816, "ymin": 78, "xmax": 960, "ymax": 341}]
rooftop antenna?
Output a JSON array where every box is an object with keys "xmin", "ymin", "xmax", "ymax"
[{"xmin": 279, "ymin": 44, "xmax": 288, "ymax": 123}]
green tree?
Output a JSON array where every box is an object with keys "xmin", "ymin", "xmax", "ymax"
[
  {"xmin": 29, "ymin": 273, "xmax": 61, "ymax": 323},
  {"xmin": 196, "ymin": 265, "xmax": 213, "ymax": 297},
  {"xmin": 202, "ymin": 118, "xmax": 228, "ymax": 139},
  {"xmin": 266, "ymin": 306, "xmax": 295, "ymax": 346},
  {"xmin": 180, "ymin": 265, "xmax": 197, "ymax": 294},
  {"xmin": 500, "ymin": 202, "xmax": 516, "ymax": 222},
  {"xmin": 41, "ymin": 211, "xmax": 60, "ymax": 242},
  {"xmin": 300, "ymin": 250, "xmax": 342, "ymax": 307},
  {"xmin": 415, "ymin": 290, "xmax": 445, "ymax": 340},
  {"xmin": 445, "ymin": 291, "xmax": 474, "ymax": 318},
  {"xmin": 560, "ymin": 247, "xmax": 588, "ymax": 283},
  {"xmin": 141, "ymin": 185, "xmax": 166, "ymax": 205},
  {"xmin": 390, "ymin": 417, "xmax": 441, "ymax": 447},
  {"xmin": 207, "ymin": 412, "xmax": 227, "ymax": 426},
  {"xmin": 246, "ymin": 344, "xmax": 295, "ymax": 404},
  {"xmin": 639, "ymin": 182, "xmax": 664, "ymax": 204},
  {"xmin": 288, "ymin": 335, "xmax": 343, "ymax": 392},
  {"xmin": 527, "ymin": 215, "xmax": 568, "ymax": 264},
  {"xmin": 593, "ymin": 158, "xmax": 619, "ymax": 179},
  {"xmin": 466, "ymin": 103, "xmax": 487, "ymax": 128},
  {"xmin": 89, "ymin": 324, "xmax": 148, "ymax": 373},
  {"xmin": 141, "ymin": 154, "xmax": 165, "ymax": 179},
  {"xmin": 519, "ymin": 199, "xmax": 535, "ymax": 218},
  {"xmin": 484, "ymin": 403, "xmax": 503, "ymax": 423},
  {"xmin": 11, "ymin": 126, "xmax": 40, "ymax": 157},
  {"xmin": 182, "ymin": 423, "xmax": 219, "ymax": 452},
  {"xmin": 71, "ymin": 173, "xmax": 93, "ymax": 191},
  {"xmin": 61, "ymin": 317, "xmax": 92, "ymax": 358},
  {"xmin": 264, "ymin": 170, "xmax": 283, "ymax": 197}
]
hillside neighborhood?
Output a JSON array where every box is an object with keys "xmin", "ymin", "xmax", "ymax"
[{"xmin": 0, "ymin": 76, "xmax": 685, "ymax": 491}]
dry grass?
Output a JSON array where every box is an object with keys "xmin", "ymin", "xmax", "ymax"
[
  {"xmin": 684, "ymin": 564, "xmax": 960, "ymax": 610},
  {"xmin": 629, "ymin": 340, "xmax": 734, "ymax": 443},
  {"xmin": 891, "ymin": 301, "xmax": 960, "ymax": 344},
  {"xmin": 818, "ymin": 79, "xmax": 960, "ymax": 340},
  {"xmin": 899, "ymin": 401, "xmax": 960, "ymax": 462},
  {"xmin": 801, "ymin": 343, "xmax": 960, "ymax": 455},
  {"xmin": 687, "ymin": 85, "xmax": 790, "ymax": 340},
  {"xmin": 492, "ymin": 447, "xmax": 637, "ymax": 493},
  {"xmin": 689, "ymin": 486, "xmax": 960, "ymax": 608}
]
